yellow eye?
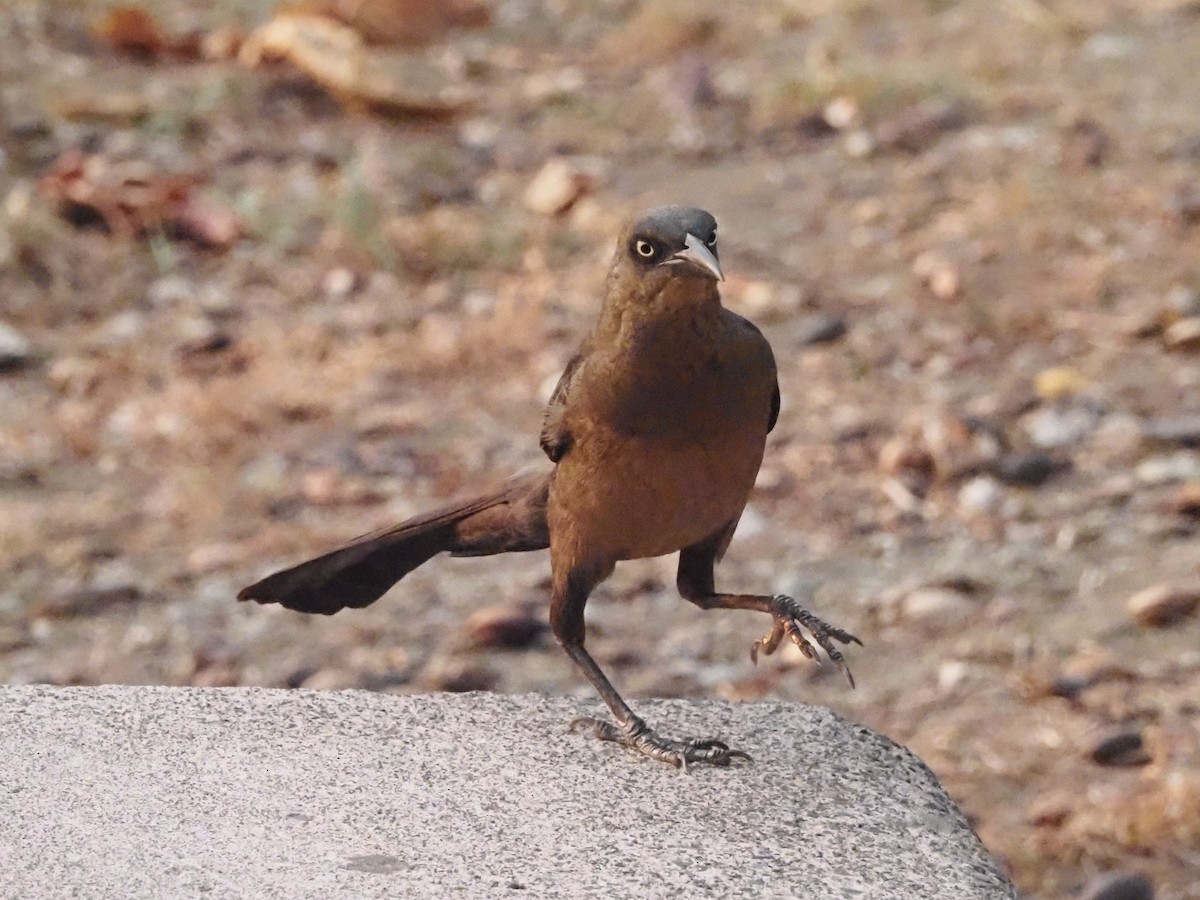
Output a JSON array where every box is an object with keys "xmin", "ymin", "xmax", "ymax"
[{"xmin": 635, "ymin": 240, "xmax": 656, "ymax": 258}]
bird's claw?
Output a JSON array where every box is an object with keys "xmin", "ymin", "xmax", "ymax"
[
  {"xmin": 570, "ymin": 716, "xmax": 752, "ymax": 769},
  {"xmin": 750, "ymin": 594, "xmax": 862, "ymax": 688}
]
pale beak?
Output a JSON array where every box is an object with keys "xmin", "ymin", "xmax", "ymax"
[{"xmin": 664, "ymin": 232, "xmax": 723, "ymax": 281}]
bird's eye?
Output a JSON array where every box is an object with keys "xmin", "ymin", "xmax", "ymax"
[
  {"xmin": 707, "ymin": 233, "xmax": 718, "ymax": 248},
  {"xmin": 634, "ymin": 239, "xmax": 656, "ymax": 259}
]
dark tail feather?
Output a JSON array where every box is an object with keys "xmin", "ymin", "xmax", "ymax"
[{"xmin": 237, "ymin": 470, "xmax": 550, "ymax": 615}]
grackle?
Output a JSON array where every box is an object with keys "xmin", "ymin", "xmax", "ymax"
[{"xmin": 239, "ymin": 205, "xmax": 860, "ymax": 767}]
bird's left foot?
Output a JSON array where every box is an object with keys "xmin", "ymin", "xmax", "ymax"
[
  {"xmin": 570, "ymin": 715, "xmax": 751, "ymax": 769},
  {"xmin": 751, "ymin": 594, "xmax": 863, "ymax": 687}
]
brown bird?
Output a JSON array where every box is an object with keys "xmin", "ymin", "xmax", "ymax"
[{"xmin": 239, "ymin": 205, "xmax": 860, "ymax": 767}]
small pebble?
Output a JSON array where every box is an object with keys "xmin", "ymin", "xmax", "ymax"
[
  {"xmin": 1127, "ymin": 583, "xmax": 1200, "ymax": 627},
  {"xmin": 463, "ymin": 604, "xmax": 546, "ymax": 650},
  {"xmin": 912, "ymin": 251, "xmax": 961, "ymax": 300},
  {"xmin": 958, "ymin": 475, "xmax": 1003, "ymax": 514},
  {"xmin": 1089, "ymin": 730, "xmax": 1151, "ymax": 767},
  {"xmin": 1034, "ymin": 366, "xmax": 1089, "ymax": 401},
  {"xmin": 1142, "ymin": 415, "xmax": 1200, "ymax": 447},
  {"xmin": 0, "ymin": 320, "xmax": 35, "ymax": 372},
  {"xmin": 797, "ymin": 313, "xmax": 847, "ymax": 346},
  {"xmin": 1079, "ymin": 871, "xmax": 1154, "ymax": 900},
  {"xmin": 1134, "ymin": 451, "xmax": 1200, "ymax": 485},
  {"xmin": 1024, "ymin": 405, "xmax": 1100, "ymax": 449},
  {"xmin": 1163, "ymin": 316, "xmax": 1200, "ymax": 351},
  {"xmin": 523, "ymin": 157, "xmax": 596, "ymax": 216},
  {"xmin": 993, "ymin": 451, "xmax": 1070, "ymax": 487},
  {"xmin": 1172, "ymin": 482, "xmax": 1200, "ymax": 517},
  {"xmin": 323, "ymin": 267, "xmax": 359, "ymax": 299},
  {"xmin": 31, "ymin": 584, "xmax": 143, "ymax": 619},
  {"xmin": 901, "ymin": 586, "xmax": 977, "ymax": 625}
]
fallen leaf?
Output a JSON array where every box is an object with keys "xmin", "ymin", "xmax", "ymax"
[
  {"xmin": 91, "ymin": 5, "xmax": 202, "ymax": 60},
  {"xmin": 38, "ymin": 148, "xmax": 243, "ymax": 249},
  {"xmin": 240, "ymin": 12, "xmax": 473, "ymax": 117},
  {"xmin": 294, "ymin": 0, "xmax": 490, "ymax": 46}
]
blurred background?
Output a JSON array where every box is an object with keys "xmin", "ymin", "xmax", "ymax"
[{"xmin": 1, "ymin": 0, "xmax": 1199, "ymax": 896}]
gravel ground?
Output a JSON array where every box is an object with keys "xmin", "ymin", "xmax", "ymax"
[{"xmin": 2, "ymin": 1, "xmax": 1199, "ymax": 896}]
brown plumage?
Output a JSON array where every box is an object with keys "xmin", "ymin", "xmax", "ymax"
[{"xmin": 239, "ymin": 205, "xmax": 859, "ymax": 767}]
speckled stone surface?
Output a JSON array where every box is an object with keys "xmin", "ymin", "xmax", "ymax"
[{"xmin": 0, "ymin": 687, "xmax": 1015, "ymax": 899}]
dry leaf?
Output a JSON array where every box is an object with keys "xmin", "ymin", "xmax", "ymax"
[
  {"xmin": 240, "ymin": 12, "xmax": 472, "ymax": 117},
  {"xmin": 38, "ymin": 149, "xmax": 243, "ymax": 250},
  {"xmin": 91, "ymin": 5, "xmax": 202, "ymax": 60},
  {"xmin": 293, "ymin": 0, "xmax": 490, "ymax": 46}
]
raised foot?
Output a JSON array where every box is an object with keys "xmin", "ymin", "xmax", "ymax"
[
  {"xmin": 570, "ymin": 716, "xmax": 752, "ymax": 769},
  {"xmin": 751, "ymin": 594, "xmax": 863, "ymax": 688}
]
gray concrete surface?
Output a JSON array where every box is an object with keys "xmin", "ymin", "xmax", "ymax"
[{"xmin": 0, "ymin": 686, "xmax": 1015, "ymax": 899}]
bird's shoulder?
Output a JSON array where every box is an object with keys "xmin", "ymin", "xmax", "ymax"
[
  {"xmin": 720, "ymin": 310, "xmax": 780, "ymax": 433},
  {"xmin": 539, "ymin": 338, "xmax": 592, "ymax": 463}
]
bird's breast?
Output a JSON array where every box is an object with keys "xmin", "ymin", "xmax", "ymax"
[{"xmin": 549, "ymin": 313, "xmax": 775, "ymax": 561}]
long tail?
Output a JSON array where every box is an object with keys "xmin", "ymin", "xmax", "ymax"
[{"xmin": 237, "ymin": 470, "xmax": 551, "ymax": 615}]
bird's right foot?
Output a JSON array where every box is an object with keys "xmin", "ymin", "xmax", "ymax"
[{"xmin": 570, "ymin": 715, "xmax": 751, "ymax": 769}]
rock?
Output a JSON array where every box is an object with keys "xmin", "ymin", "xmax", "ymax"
[
  {"xmin": 418, "ymin": 657, "xmax": 497, "ymax": 692},
  {"xmin": 1089, "ymin": 730, "xmax": 1151, "ymax": 767},
  {"xmin": 521, "ymin": 67, "xmax": 586, "ymax": 104},
  {"xmin": 1127, "ymin": 583, "xmax": 1200, "ymax": 627},
  {"xmin": 958, "ymin": 476, "xmax": 1003, "ymax": 514},
  {"xmin": 1134, "ymin": 451, "xmax": 1200, "ymax": 485},
  {"xmin": 0, "ymin": 321, "xmax": 35, "ymax": 372},
  {"xmin": 322, "ymin": 266, "xmax": 360, "ymax": 298},
  {"xmin": 992, "ymin": 451, "xmax": 1070, "ymax": 487},
  {"xmin": 1167, "ymin": 182, "xmax": 1200, "ymax": 229},
  {"xmin": 1142, "ymin": 416, "xmax": 1200, "ymax": 447},
  {"xmin": 240, "ymin": 453, "xmax": 289, "ymax": 493},
  {"xmin": 31, "ymin": 584, "xmax": 144, "ymax": 619},
  {"xmin": 299, "ymin": 668, "xmax": 362, "ymax": 691},
  {"xmin": 878, "ymin": 434, "xmax": 936, "ymax": 496},
  {"xmin": 874, "ymin": 98, "xmax": 970, "ymax": 154},
  {"xmin": 1061, "ymin": 117, "xmax": 1111, "ymax": 171},
  {"xmin": 1172, "ymin": 481, "xmax": 1200, "ymax": 517},
  {"xmin": 1024, "ymin": 405, "xmax": 1100, "ymax": 449},
  {"xmin": 523, "ymin": 157, "xmax": 596, "ymax": 216},
  {"xmin": 844, "ymin": 129, "xmax": 875, "ymax": 158},
  {"xmin": 462, "ymin": 603, "xmax": 546, "ymax": 649},
  {"xmin": 938, "ymin": 659, "xmax": 969, "ymax": 692},
  {"xmin": 146, "ymin": 274, "xmax": 195, "ymax": 307},
  {"xmin": 912, "ymin": 251, "xmax": 961, "ymax": 300},
  {"xmin": 0, "ymin": 624, "xmax": 31, "ymax": 653},
  {"xmin": 1034, "ymin": 366, "xmax": 1089, "ymax": 401},
  {"xmin": 1079, "ymin": 872, "xmax": 1154, "ymax": 900},
  {"xmin": 797, "ymin": 313, "xmax": 847, "ymax": 346},
  {"xmin": 1163, "ymin": 316, "xmax": 1200, "ymax": 351},
  {"xmin": 901, "ymin": 586, "xmax": 977, "ymax": 626},
  {"xmin": 822, "ymin": 95, "xmax": 859, "ymax": 130},
  {"xmin": 1165, "ymin": 284, "xmax": 1200, "ymax": 318},
  {"xmin": 1090, "ymin": 414, "xmax": 1145, "ymax": 464}
]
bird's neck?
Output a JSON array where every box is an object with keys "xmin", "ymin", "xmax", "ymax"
[{"xmin": 595, "ymin": 277, "xmax": 723, "ymax": 346}]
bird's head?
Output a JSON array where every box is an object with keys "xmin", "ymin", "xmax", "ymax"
[{"xmin": 604, "ymin": 206, "xmax": 724, "ymax": 316}]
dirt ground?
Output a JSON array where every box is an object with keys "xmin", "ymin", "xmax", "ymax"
[{"xmin": 2, "ymin": 1, "xmax": 1199, "ymax": 896}]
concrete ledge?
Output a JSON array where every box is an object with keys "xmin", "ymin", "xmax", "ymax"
[{"xmin": 0, "ymin": 687, "xmax": 1015, "ymax": 898}]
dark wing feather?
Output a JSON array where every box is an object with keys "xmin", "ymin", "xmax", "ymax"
[
  {"xmin": 539, "ymin": 346, "xmax": 587, "ymax": 462},
  {"xmin": 731, "ymin": 314, "xmax": 780, "ymax": 434}
]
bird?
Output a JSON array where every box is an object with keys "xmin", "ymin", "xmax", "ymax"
[{"xmin": 238, "ymin": 205, "xmax": 861, "ymax": 767}]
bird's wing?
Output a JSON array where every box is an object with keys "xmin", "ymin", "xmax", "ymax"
[
  {"xmin": 730, "ymin": 313, "xmax": 780, "ymax": 434},
  {"xmin": 540, "ymin": 344, "xmax": 588, "ymax": 462}
]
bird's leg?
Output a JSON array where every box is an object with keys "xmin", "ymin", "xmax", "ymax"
[
  {"xmin": 677, "ymin": 533, "xmax": 862, "ymax": 687},
  {"xmin": 551, "ymin": 563, "xmax": 750, "ymax": 769}
]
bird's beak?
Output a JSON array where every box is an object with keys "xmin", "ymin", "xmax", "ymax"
[{"xmin": 665, "ymin": 233, "xmax": 724, "ymax": 282}]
